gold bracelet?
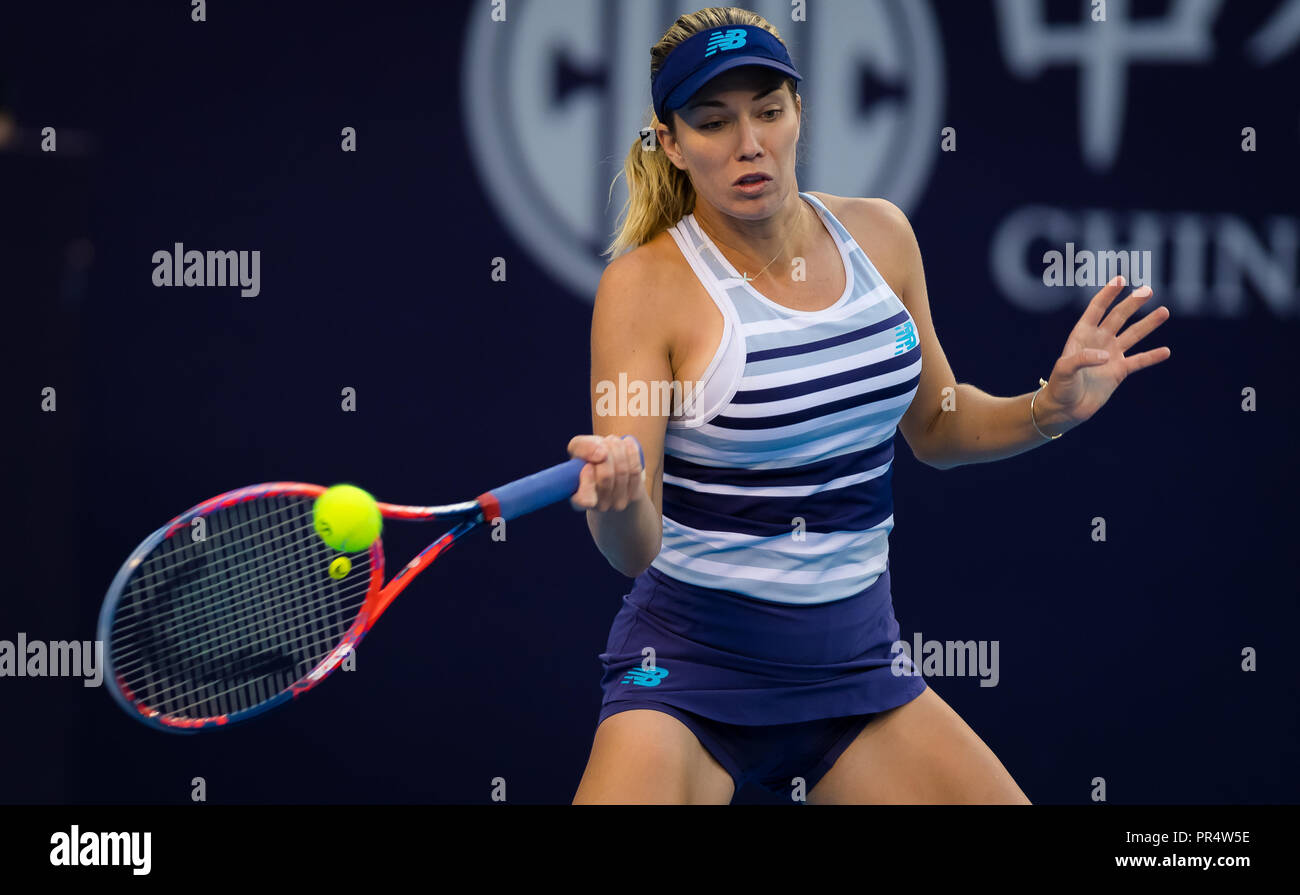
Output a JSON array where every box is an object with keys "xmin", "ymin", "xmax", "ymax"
[{"xmin": 1031, "ymin": 377, "xmax": 1062, "ymax": 441}]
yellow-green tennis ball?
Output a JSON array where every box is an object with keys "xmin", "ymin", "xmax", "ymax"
[
  {"xmin": 328, "ymin": 556, "xmax": 352, "ymax": 579},
  {"xmin": 313, "ymin": 485, "xmax": 382, "ymax": 552}
]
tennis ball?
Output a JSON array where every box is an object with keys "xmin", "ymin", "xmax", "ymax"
[
  {"xmin": 313, "ymin": 484, "xmax": 382, "ymax": 552},
  {"xmin": 328, "ymin": 556, "xmax": 352, "ymax": 579}
]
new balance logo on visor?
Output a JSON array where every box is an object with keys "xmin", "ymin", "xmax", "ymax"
[
  {"xmin": 621, "ymin": 665, "xmax": 669, "ymax": 687},
  {"xmin": 704, "ymin": 29, "xmax": 748, "ymax": 57}
]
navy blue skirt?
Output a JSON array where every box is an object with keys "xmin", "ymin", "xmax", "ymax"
[{"xmin": 598, "ymin": 562, "xmax": 927, "ymax": 727}]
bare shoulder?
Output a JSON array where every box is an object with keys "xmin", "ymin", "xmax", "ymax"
[
  {"xmin": 593, "ymin": 229, "xmax": 690, "ymax": 357},
  {"xmin": 598, "ymin": 230, "xmax": 686, "ymax": 305},
  {"xmin": 808, "ymin": 191, "xmax": 916, "ymax": 250},
  {"xmin": 807, "ymin": 191, "xmax": 920, "ymax": 298}
]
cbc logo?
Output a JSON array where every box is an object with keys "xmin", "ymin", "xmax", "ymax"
[{"xmin": 462, "ymin": 0, "xmax": 944, "ymax": 302}]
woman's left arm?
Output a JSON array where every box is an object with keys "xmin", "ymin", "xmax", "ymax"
[{"xmin": 858, "ymin": 199, "xmax": 1172, "ymax": 471}]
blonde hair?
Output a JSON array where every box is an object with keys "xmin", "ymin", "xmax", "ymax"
[{"xmin": 603, "ymin": 7, "xmax": 797, "ymax": 260}]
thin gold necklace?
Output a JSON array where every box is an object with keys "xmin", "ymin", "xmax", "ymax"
[{"xmin": 698, "ymin": 202, "xmax": 807, "ymax": 285}]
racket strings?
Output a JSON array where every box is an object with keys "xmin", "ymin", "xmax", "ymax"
[
  {"xmin": 112, "ymin": 502, "xmax": 357, "ymax": 664},
  {"xmin": 110, "ymin": 495, "xmax": 374, "ymax": 721},
  {"xmin": 114, "ymin": 496, "xmax": 331, "ymax": 604},
  {"xmin": 114, "ymin": 498, "xmax": 318, "ymax": 715},
  {"xmin": 115, "ymin": 594, "xmax": 364, "ymax": 707},
  {"xmin": 111, "ymin": 508, "xmax": 364, "ymax": 650},
  {"xmin": 123, "ymin": 498, "xmax": 369, "ymax": 718}
]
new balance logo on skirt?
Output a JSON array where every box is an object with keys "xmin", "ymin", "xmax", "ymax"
[{"xmin": 622, "ymin": 665, "xmax": 669, "ymax": 687}]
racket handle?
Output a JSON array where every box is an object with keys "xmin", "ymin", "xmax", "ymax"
[{"xmin": 478, "ymin": 437, "xmax": 645, "ymax": 521}]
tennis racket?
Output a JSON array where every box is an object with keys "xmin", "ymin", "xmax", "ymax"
[{"xmin": 96, "ymin": 439, "xmax": 643, "ymax": 733}]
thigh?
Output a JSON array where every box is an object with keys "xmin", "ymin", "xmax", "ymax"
[
  {"xmin": 807, "ymin": 687, "xmax": 1031, "ymax": 804},
  {"xmin": 573, "ymin": 709, "xmax": 736, "ymax": 804}
]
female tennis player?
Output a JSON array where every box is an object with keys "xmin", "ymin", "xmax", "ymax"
[{"xmin": 565, "ymin": 7, "xmax": 1170, "ymax": 804}]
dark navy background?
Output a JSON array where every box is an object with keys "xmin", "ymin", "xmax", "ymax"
[{"xmin": 2, "ymin": 1, "xmax": 1296, "ymax": 804}]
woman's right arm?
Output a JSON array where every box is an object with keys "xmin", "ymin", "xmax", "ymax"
[{"xmin": 568, "ymin": 251, "xmax": 673, "ymax": 578}]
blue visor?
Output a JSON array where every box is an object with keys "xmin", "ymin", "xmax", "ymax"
[{"xmin": 651, "ymin": 25, "xmax": 801, "ymax": 124}]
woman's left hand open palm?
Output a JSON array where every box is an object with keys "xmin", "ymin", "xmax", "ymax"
[{"xmin": 1042, "ymin": 276, "xmax": 1172, "ymax": 424}]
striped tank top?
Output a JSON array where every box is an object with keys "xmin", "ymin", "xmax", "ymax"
[{"xmin": 651, "ymin": 191, "xmax": 921, "ymax": 605}]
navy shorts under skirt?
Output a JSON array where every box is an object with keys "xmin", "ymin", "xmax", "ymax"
[{"xmin": 597, "ymin": 563, "xmax": 927, "ymax": 795}]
